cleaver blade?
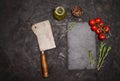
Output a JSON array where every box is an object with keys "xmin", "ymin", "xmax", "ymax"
[{"xmin": 32, "ymin": 20, "xmax": 56, "ymax": 51}]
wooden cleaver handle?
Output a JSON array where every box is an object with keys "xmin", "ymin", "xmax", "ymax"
[{"xmin": 41, "ymin": 52, "xmax": 48, "ymax": 78}]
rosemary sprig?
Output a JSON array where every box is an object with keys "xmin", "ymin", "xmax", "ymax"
[
  {"xmin": 97, "ymin": 42, "xmax": 111, "ymax": 71},
  {"xmin": 98, "ymin": 46, "xmax": 111, "ymax": 70},
  {"xmin": 65, "ymin": 22, "xmax": 77, "ymax": 32},
  {"xmin": 88, "ymin": 51, "xmax": 95, "ymax": 65},
  {"xmin": 97, "ymin": 42, "xmax": 105, "ymax": 69}
]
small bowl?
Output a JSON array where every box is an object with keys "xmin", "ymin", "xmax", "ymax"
[{"xmin": 72, "ymin": 6, "xmax": 83, "ymax": 17}]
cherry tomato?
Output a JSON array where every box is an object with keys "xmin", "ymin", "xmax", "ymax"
[
  {"xmin": 95, "ymin": 18, "xmax": 101, "ymax": 23},
  {"xmin": 99, "ymin": 21, "xmax": 104, "ymax": 26},
  {"xmin": 98, "ymin": 34, "xmax": 106, "ymax": 40},
  {"xmin": 96, "ymin": 28, "xmax": 102, "ymax": 35},
  {"xmin": 104, "ymin": 26, "xmax": 110, "ymax": 33},
  {"xmin": 89, "ymin": 19, "xmax": 96, "ymax": 26},
  {"xmin": 91, "ymin": 25, "xmax": 98, "ymax": 31}
]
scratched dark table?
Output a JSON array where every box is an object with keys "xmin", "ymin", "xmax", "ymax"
[{"xmin": 0, "ymin": 0, "xmax": 120, "ymax": 81}]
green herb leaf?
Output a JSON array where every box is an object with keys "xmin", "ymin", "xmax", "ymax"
[
  {"xmin": 100, "ymin": 42, "xmax": 106, "ymax": 58},
  {"xmin": 97, "ymin": 42, "xmax": 106, "ymax": 70},
  {"xmin": 65, "ymin": 22, "xmax": 77, "ymax": 32},
  {"xmin": 88, "ymin": 51, "xmax": 95, "ymax": 65},
  {"xmin": 104, "ymin": 46, "xmax": 111, "ymax": 59},
  {"xmin": 97, "ymin": 42, "xmax": 111, "ymax": 71},
  {"xmin": 102, "ymin": 46, "xmax": 107, "ymax": 58}
]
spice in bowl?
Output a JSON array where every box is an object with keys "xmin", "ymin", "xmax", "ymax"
[{"xmin": 72, "ymin": 6, "xmax": 83, "ymax": 17}]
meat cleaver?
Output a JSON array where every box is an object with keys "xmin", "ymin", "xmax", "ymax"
[{"xmin": 32, "ymin": 20, "xmax": 56, "ymax": 78}]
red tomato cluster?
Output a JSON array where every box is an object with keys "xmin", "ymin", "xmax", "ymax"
[{"xmin": 89, "ymin": 18, "xmax": 110, "ymax": 41}]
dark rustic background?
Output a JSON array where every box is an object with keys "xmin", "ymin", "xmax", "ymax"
[{"xmin": 0, "ymin": 0, "xmax": 120, "ymax": 81}]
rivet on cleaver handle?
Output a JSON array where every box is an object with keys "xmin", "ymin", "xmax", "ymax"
[{"xmin": 32, "ymin": 20, "xmax": 56, "ymax": 78}]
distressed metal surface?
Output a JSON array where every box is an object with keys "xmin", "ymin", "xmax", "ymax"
[{"xmin": 32, "ymin": 20, "xmax": 56, "ymax": 51}]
